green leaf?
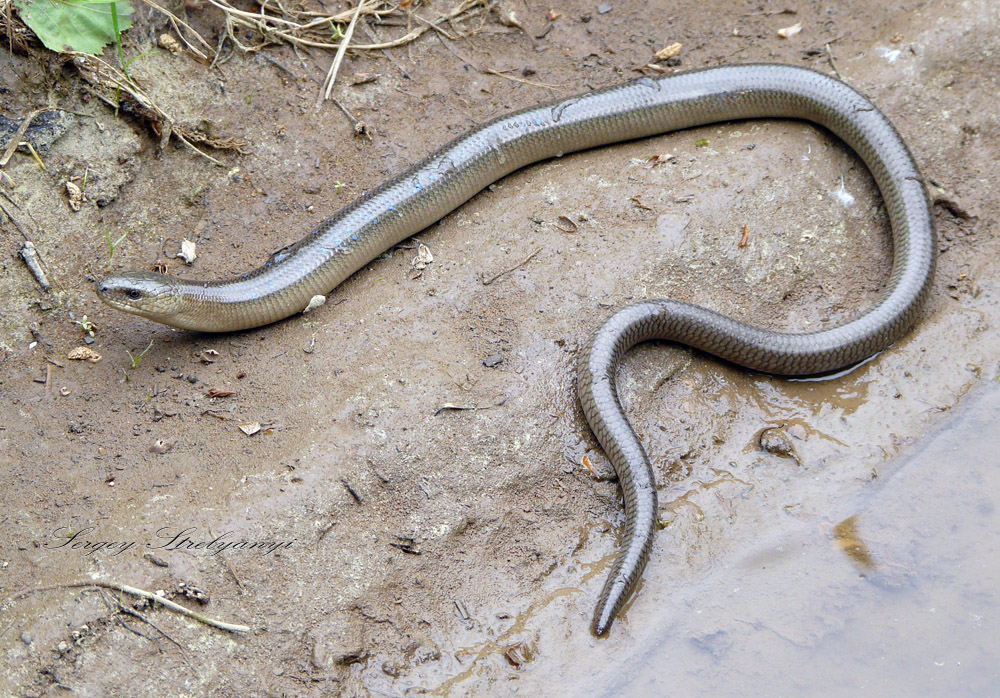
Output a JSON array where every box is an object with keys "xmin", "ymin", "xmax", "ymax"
[{"xmin": 14, "ymin": 0, "xmax": 133, "ymax": 55}]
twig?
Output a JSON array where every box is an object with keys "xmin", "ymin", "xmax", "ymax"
[
  {"xmin": 118, "ymin": 605, "xmax": 193, "ymax": 663},
  {"xmin": 20, "ymin": 241, "xmax": 51, "ymax": 290},
  {"xmin": 0, "ymin": 619, "xmax": 15, "ymax": 640},
  {"xmin": 319, "ymin": 0, "xmax": 367, "ymax": 103},
  {"xmin": 97, "ymin": 587, "xmax": 193, "ymax": 668},
  {"xmin": 341, "ymin": 476, "xmax": 363, "ymax": 503},
  {"xmin": 10, "ymin": 581, "xmax": 249, "ymax": 633},
  {"xmin": 483, "ymin": 67, "xmax": 562, "ymax": 89},
  {"xmin": 328, "ymin": 94, "xmax": 363, "ymax": 133},
  {"xmin": 826, "ymin": 42, "xmax": 843, "ymax": 80},
  {"xmin": 482, "ymin": 248, "xmax": 541, "ymax": 285},
  {"xmin": 0, "ymin": 191, "xmax": 31, "ymax": 239},
  {"xmin": 413, "ymin": 12, "xmax": 459, "ymax": 41}
]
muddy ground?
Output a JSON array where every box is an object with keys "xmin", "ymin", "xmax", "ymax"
[{"xmin": 1, "ymin": 0, "xmax": 997, "ymax": 695}]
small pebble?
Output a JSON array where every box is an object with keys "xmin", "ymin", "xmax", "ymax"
[
  {"xmin": 759, "ymin": 427, "xmax": 795, "ymax": 458},
  {"xmin": 483, "ymin": 353, "xmax": 503, "ymax": 368},
  {"xmin": 597, "ymin": 2, "xmax": 611, "ymax": 13}
]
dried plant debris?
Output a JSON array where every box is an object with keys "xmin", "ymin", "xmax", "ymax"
[
  {"xmin": 5, "ymin": 0, "xmax": 490, "ymax": 159},
  {"xmin": 210, "ymin": 0, "xmax": 491, "ymax": 54},
  {"xmin": 0, "ymin": 4, "xmax": 37, "ymax": 51},
  {"xmin": 65, "ymin": 180, "xmax": 84, "ymax": 211},
  {"xmin": 777, "ymin": 22, "xmax": 803, "ymax": 38},
  {"xmin": 179, "ymin": 238, "xmax": 197, "ymax": 264},
  {"xmin": 302, "ymin": 295, "xmax": 326, "ymax": 313},
  {"xmin": 72, "ymin": 53, "xmax": 248, "ymax": 162},
  {"xmin": 0, "ymin": 110, "xmax": 73, "ymax": 155},
  {"xmin": 412, "ymin": 243, "xmax": 434, "ymax": 270},
  {"xmin": 19, "ymin": 241, "xmax": 51, "ymax": 290},
  {"xmin": 238, "ymin": 421, "xmax": 261, "ymax": 436}
]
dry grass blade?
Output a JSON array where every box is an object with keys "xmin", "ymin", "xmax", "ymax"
[
  {"xmin": 0, "ymin": 0, "xmax": 36, "ymax": 53},
  {"xmin": 11, "ymin": 580, "xmax": 249, "ymax": 633},
  {"xmin": 319, "ymin": 0, "xmax": 366, "ymax": 102},
  {"xmin": 71, "ymin": 53, "xmax": 249, "ymax": 164},
  {"xmin": 206, "ymin": 0, "xmax": 490, "ymax": 53},
  {"xmin": 139, "ymin": 0, "xmax": 214, "ymax": 59}
]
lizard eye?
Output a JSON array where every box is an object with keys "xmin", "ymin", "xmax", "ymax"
[{"xmin": 126, "ymin": 288, "xmax": 142, "ymax": 300}]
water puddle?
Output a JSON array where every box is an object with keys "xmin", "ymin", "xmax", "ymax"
[{"xmin": 598, "ymin": 381, "xmax": 1000, "ymax": 696}]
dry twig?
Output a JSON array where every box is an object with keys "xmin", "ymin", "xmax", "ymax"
[{"xmin": 11, "ymin": 580, "xmax": 249, "ymax": 633}]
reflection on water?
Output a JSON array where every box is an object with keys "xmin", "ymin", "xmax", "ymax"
[{"xmin": 603, "ymin": 382, "xmax": 1000, "ymax": 698}]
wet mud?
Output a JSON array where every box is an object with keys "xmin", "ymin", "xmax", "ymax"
[{"xmin": 1, "ymin": 0, "xmax": 998, "ymax": 695}]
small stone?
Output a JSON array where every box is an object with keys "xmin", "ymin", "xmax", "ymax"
[
  {"xmin": 787, "ymin": 424, "xmax": 807, "ymax": 440},
  {"xmin": 483, "ymin": 353, "xmax": 503, "ymax": 368},
  {"xmin": 382, "ymin": 661, "xmax": 401, "ymax": 677},
  {"xmin": 68, "ymin": 346, "xmax": 102, "ymax": 363},
  {"xmin": 760, "ymin": 427, "xmax": 795, "ymax": 458},
  {"xmin": 597, "ymin": 2, "xmax": 611, "ymax": 13},
  {"xmin": 158, "ymin": 33, "xmax": 183, "ymax": 54},
  {"xmin": 20, "ymin": 631, "xmax": 32, "ymax": 645}
]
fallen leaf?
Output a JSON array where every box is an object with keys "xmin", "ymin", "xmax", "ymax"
[
  {"xmin": 239, "ymin": 422, "xmax": 261, "ymax": 436},
  {"xmin": 13, "ymin": 0, "xmax": 134, "ymax": 55},
  {"xmin": 645, "ymin": 153, "xmax": 676, "ymax": 166},
  {"xmin": 555, "ymin": 215, "xmax": 577, "ymax": 232},
  {"xmin": 65, "ymin": 181, "xmax": 83, "ymax": 211},
  {"xmin": 412, "ymin": 243, "xmax": 434, "ymax": 269},
  {"xmin": 302, "ymin": 294, "xmax": 327, "ymax": 313}
]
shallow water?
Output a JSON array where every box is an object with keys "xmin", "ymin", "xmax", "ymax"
[{"xmin": 601, "ymin": 381, "xmax": 1000, "ymax": 697}]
